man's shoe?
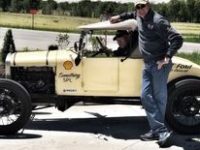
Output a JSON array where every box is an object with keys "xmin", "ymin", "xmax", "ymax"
[
  {"xmin": 157, "ymin": 131, "xmax": 173, "ymax": 148},
  {"xmin": 140, "ymin": 130, "xmax": 159, "ymax": 141}
]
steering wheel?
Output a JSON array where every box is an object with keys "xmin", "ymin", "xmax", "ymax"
[{"xmin": 92, "ymin": 36, "xmax": 110, "ymax": 57}]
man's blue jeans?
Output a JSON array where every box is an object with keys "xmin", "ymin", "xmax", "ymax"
[{"xmin": 141, "ymin": 60, "xmax": 172, "ymax": 134}]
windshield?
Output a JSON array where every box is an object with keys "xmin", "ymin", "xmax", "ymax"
[
  {"xmin": 77, "ymin": 29, "xmax": 141, "ymax": 59},
  {"xmin": 83, "ymin": 31, "xmax": 118, "ymax": 52}
]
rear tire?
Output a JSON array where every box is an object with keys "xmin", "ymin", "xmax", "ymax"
[
  {"xmin": 166, "ymin": 79, "xmax": 200, "ymax": 134},
  {"xmin": 0, "ymin": 78, "xmax": 32, "ymax": 135}
]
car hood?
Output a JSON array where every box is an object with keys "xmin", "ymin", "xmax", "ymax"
[
  {"xmin": 169, "ymin": 56, "xmax": 200, "ymax": 80},
  {"xmin": 78, "ymin": 19, "xmax": 137, "ymax": 31},
  {"xmin": 5, "ymin": 49, "xmax": 78, "ymax": 67},
  {"xmin": 172, "ymin": 56, "xmax": 199, "ymax": 67}
]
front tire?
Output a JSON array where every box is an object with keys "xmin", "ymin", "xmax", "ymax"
[
  {"xmin": 0, "ymin": 78, "xmax": 32, "ymax": 135},
  {"xmin": 166, "ymin": 79, "xmax": 200, "ymax": 134}
]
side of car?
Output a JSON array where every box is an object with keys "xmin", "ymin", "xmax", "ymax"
[{"xmin": 0, "ymin": 19, "xmax": 200, "ymax": 135}]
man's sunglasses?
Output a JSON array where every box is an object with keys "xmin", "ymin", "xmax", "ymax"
[{"xmin": 135, "ymin": 4, "xmax": 146, "ymax": 10}]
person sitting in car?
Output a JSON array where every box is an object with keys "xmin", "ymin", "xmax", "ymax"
[{"xmin": 113, "ymin": 30, "xmax": 138, "ymax": 57}]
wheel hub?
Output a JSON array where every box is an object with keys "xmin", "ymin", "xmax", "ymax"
[
  {"xmin": 180, "ymin": 96, "xmax": 200, "ymax": 116},
  {"xmin": 0, "ymin": 94, "xmax": 15, "ymax": 115}
]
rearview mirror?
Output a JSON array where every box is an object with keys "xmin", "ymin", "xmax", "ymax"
[
  {"xmin": 75, "ymin": 54, "xmax": 81, "ymax": 66},
  {"xmin": 74, "ymin": 42, "xmax": 78, "ymax": 52}
]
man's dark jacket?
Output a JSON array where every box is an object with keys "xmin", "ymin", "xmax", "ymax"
[{"xmin": 120, "ymin": 9, "xmax": 183, "ymax": 62}]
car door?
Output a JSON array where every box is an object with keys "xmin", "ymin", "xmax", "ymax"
[
  {"xmin": 82, "ymin": 57, "xmax": 143, "ymax": 97},
  {"xmin": 82, "ymin": 57, "xmax": 119, "ymax": 93},
  {"xmin": 118, "ymin": 58, "xmax": 143, "ymax": 97}
]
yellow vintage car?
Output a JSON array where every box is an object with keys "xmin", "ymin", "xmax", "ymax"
[{"xmin": 0, "ymin": 19, "xmax": 200, "ymax": 135}]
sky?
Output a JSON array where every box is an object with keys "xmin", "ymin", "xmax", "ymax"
[{"xmin": 54, "ymin": 0, "xmax": 171, "ymax": 4}]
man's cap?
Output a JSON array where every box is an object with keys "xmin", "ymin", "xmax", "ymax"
[
  {"xmin": 134, "ymin": 0, "xmax": 149, "ymax": 6},
  {"xmin": 113, "ymin": 30, "xmax": 129, "ymax": 40}
]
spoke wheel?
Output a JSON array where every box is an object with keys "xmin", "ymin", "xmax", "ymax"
[
  {"xmin": 166, "ymin": 79, "xmax": 200, "ymax": 134},
  {"xmin": 0, "ymin": 79, "xmax": 31, "ymax": 135}
]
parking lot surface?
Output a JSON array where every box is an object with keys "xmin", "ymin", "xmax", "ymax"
[{"xmin": 0, "ymin": 104, "xmax": 199, "ymax": 150}]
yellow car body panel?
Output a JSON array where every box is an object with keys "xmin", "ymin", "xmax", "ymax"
[
  {"xmin": 5, "ymin": 49, "xmax": 200, "ymax": 97},
  {"xmin": 169, "ymin": 57, "xmax": 200, "ymax": 81},
  {"xmin": 55, "ymin": 50, "xmax": 143, "ymax": 97},
  {"xmin": 4, "ymin": 19, "xmax": 200, "ymax": 98},
  {"xmin": 7, "ymin": 50, "xmax": 57, "ymax": 67}
]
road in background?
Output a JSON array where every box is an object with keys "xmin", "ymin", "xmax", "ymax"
[
  {"xmin": 0, "ymin": 104, "xmax": 199, "ymax": 150},
  {"xmin": 0, "ymin": 28, "xmax": 78, "ymax": 50},
  {"xmin": 1, "ymin": 27, "xmax": 200, "ymax": 52}
]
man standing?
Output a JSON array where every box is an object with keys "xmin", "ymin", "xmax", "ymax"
[{"xmin": 110, "ymin": 0, "xmax": 183, "ymax": 147}]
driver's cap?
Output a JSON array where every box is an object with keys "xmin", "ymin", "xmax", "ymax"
[{"xmin": 113, "ymin": 30, "xmax": 129, "ymax": 41}]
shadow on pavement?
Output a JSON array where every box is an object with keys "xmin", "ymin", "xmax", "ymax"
[
  {"xmin": 32, "ymin": 112, "xmax": 52, "ymax": 115},
  {"xmin": 26, "ymin": 116, "xmax": 149, "ymax": 140},
  {"xmin": 24, "ymin": 110, "xmax": 200, "ymax": 149},
  {"xmin": 171, "ymin": 134, "xmax": 200, "ymax": 150},
  {"xmin": 0, "ymin": 133, "xmax": 42, "ymax": 139}
]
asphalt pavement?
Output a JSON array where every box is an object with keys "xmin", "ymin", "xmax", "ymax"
[{"xmin": 0, "ymin": 104, "xmax": 199, "ymax": 150}]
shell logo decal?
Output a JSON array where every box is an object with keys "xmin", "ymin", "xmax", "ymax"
[{"xmin": 63, "ymin": 61, "xmax": 73, "ymax": 70}]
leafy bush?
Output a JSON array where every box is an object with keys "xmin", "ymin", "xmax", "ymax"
[
  {"xmin": 56, "ymin": 33, "xmax": 70, "ymax": 49},
  {"xmin": 1, "ymin": 29, "xmax": 16, "ymax": 63}
]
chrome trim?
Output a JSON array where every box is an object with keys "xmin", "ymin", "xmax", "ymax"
[
  {"xmin": 46, "ymin": 51, "xmax": 50, "ymax": 66},
  {"xmin": 13, "ymin": 52, "xmax": 17, "ymax": 66},
  {"xmin": 5, "ymin": 53, "xmax": 12, "ymax": 79}
]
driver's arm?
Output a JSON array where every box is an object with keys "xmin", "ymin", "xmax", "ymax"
[
  {"xmin": 113, "ymin": 49, "xmax": 121, "ymax": 57},
  {"xmin": 112, "ymin": 48, "xmax": 128, "ymax": 57}
]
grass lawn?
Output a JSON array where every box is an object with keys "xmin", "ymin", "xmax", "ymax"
[
  {"xmin": 0, "ymin": 12, "xmax": 200, "ymax": 42},
  {"xmin": 0, "ymin": 12, "xmax": 98, "ymax": 32},
  {"xmin": 176, "ymin": 52, "xmax": 200, "ymax": 65},
  {"xmin": 172, "ymin": 22, "xmax": 200, "ymax": 43}
]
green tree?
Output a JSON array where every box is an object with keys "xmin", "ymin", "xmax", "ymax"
[
  {"xmin": 30, "ymin": 0, "xmax": 40, "ymax": 10},
  {"xmin": 0, "ymin": 0, "xmax": 11, "ymax": 11},
  {"xmin": 127, "ymin": 3, "xmax": 134, "ymax": 12},
  {"xmin": 41, "ymin": 0, "xmax": 57, "ymax": 14},
  {"xmin": 77, "ymin": 0, "xmax": 93, "ymax": 17},
  {"xmin": 1, "ymin": 30, "xmax": 16, "ymax": 63},
  {"xmin": 10, "ymin": 0, "xmax": 23, "ymax": 12},
  {"xmin": 187, "ymin": 0, "xmax": 196, "ymax": 22},
  {"xmin": 168, "ymin": 0, "xmax": 181, "ymax": 21},
  {"xmin": 21, "ymin": 0, "xmax": 31, "ymax": 13},
  {"xmin": 115, "ymin": 3, "xmax": 129, "ymax": 15},
  {"xmin": 178, "ymin": 0, "xmax": 189, "ymax": 22},
  {"xmin": 194, "ymin": 0, "xmax": 200, "ymax": 22},
  {"xmin": 153, "ymin": 3, "xmax": 169, "ymax": 19},
  {"xmin": 57, "ymin": 2, "xmax": 70, "ymax": 15}
]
